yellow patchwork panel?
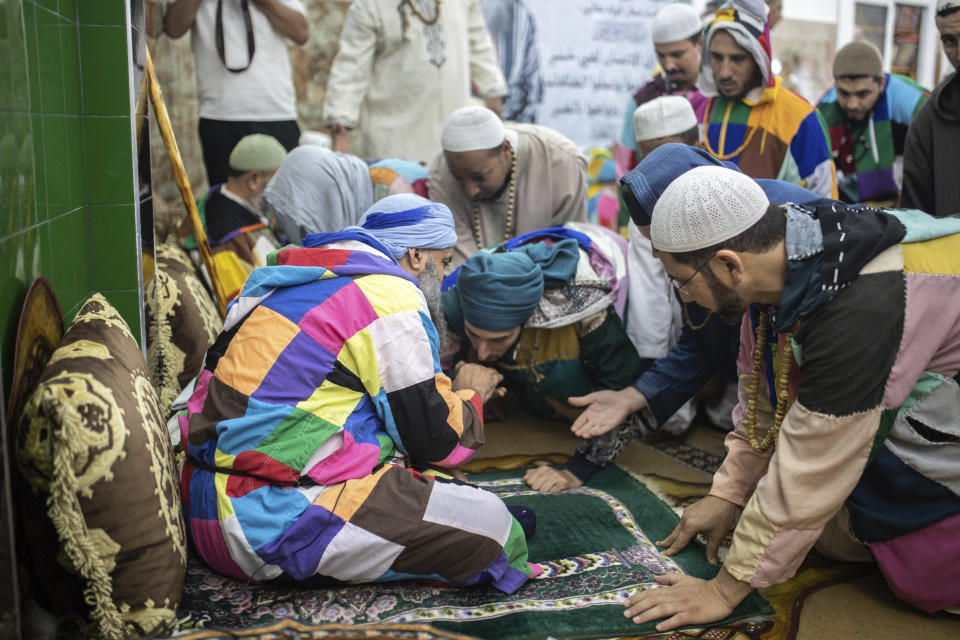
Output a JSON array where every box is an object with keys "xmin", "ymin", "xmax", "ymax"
[
  {"xmin": 724, "ymin": 493, "xmax": 778, "ymax": 583},
  {"xmin": 297, "ymin": 377, "xmax": 364, "ymax": 428},
  {"xmin": 901, "ymin": 234, "xmax": 960, "ymax": 275},
  {"xmin": 353, "ymin": 273, "xmax": 421, "ymax": 317},
  {"xmin": 215, "ymin": 451, "xmax": 237, "ymax": 518}
]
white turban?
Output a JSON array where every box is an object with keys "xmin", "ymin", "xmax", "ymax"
[
  {"xmin": 441, "ymin": 106, "xmax": 505, "ymax": 152},
  {"xmin": 651, "ymin": 165, "xmax": 770, "ymax": 252},
  {"xmin": 651, "ymin": 3, "xmax": 703, "ymax": 44}
]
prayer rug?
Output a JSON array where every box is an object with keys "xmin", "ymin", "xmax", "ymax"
[{"xmin": 170, "ymin": 464, "xmax": 771, "ymax": 639}]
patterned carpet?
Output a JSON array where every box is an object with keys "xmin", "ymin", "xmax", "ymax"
[{"xmin": 166, "ymin": 462, "xmax": 771, "ymax": 639}]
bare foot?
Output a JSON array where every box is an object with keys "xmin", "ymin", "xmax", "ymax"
[{"xmin": 523, "ymin": 466, "xmax": 583, "ymax": 492}]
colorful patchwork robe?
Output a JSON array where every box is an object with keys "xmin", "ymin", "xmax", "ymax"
[
  {"xmin": 817, "ymin": 73, "xmax": 928, "ymax": 205},
  {"xmin": 179, "ymin": 241, "xmax": 532, "ymax": 592},
  {"xmin": 713, "ymin": 206, "xmax": 960, "ymax": 612},
  {"xmin": 702, "ymin": 78, "xmax": 838, "ymax": 198}
]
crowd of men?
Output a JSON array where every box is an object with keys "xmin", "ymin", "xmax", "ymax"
[{"xmin": 163, "ymin": 0, "xmax": 960, "ymax": 631}]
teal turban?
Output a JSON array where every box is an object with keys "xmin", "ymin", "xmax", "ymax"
[{"xmin": 449, "ymin": 239, "xmax": 580, "ymax": 332}]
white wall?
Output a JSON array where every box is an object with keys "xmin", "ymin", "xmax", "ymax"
[{"xmin": 783, "ymin": 0, "xmax": 840, "ymax": 24}]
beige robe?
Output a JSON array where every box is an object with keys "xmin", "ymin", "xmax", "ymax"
[
  {"xmin": 428, "ymin": 124, "xmax": 589, "ymax": 266},
  {"xmin": 323, "ymin": 0, "xmax": 507, "ymax": 164}
]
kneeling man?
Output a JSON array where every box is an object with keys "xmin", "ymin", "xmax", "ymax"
[
  {"xmin": 180, "ymin": 194, "xmax": 534, "ymax": 593},
  {"xmin": 623, "ymin": 166, "xmax": 960, "ymax": 629}
]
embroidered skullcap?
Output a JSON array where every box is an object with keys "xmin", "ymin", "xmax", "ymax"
[
  {"xmin": 939, "ymin": 0, "xmax": 960, "ymax": 13},
  {"xmin": 633, "ymin": 96, "xmax": 698, "ymax": 142},
  {"xmin": 651, "ymin": 3, "xmax": 703, "ymax": 44},
  {"xmin": 358, "ymin": 194, "xmax": 457, "ymax": 258},
  {"xmin": 456, "ymin": 252, "xmax": 544, "ymax": 331},
  {"xmin": 228, "ymin": 134, "xmax": 287, "ymax": 172},
  {"xmin": 833, "ymin": 40, "xmax": 883, "ymax": 78},
  {"xmin": 441, "ymin": 106, "xmax": 505, "ymax": 153},
  {"xmin": 651, "ymin": 165, "xmax": 770, "ymax": 252}
]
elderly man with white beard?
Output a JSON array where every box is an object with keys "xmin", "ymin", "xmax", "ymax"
[{"xmin": 179, "ymin": 193, "xmax": 538, "ymax": 593}]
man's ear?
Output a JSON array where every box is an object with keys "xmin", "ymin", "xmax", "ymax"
[
  {"xmin": 714, "ymin": 249, "xmax": 745, "ymax": 285},
  {"xmin": 406, "ymin": 247, "xmax": 426, "ymax": 271}
]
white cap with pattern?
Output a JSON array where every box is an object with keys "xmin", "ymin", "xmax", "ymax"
[
  {"xmin": 441, "ymin": 106, "xmax": 505, "ymax": 152},
  {"xmin": 651, "ymin": 3, "xmax": 703, "ymax": 44},
  {"xmin": 651, "ymin": 166, "xmax": 769, "ymax": 252},
  {"xmin": 633, "ymin": 96, "xmax": 698, "ymax": 142}
]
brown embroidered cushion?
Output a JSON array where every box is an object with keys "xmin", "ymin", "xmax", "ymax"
[
  {"xmin": 145, "ymin": 243, "xmax": 221, "ymax": 415},
  {"xmin": 16, "ymin": 293, "xmax": 187, "ymax": 639}
]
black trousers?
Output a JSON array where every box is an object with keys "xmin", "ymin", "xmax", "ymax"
[{"xmin": 197, "ymin": 118, "xmax": 300, "ymax": 186}]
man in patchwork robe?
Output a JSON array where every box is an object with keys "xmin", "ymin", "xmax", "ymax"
[
  {"xmin": 622, "ymin": 166, "xmax": 960, "ymax": 629},
  {"xmin": 179, "ymin": 194, "xmax": 534, "ymax": 592}
]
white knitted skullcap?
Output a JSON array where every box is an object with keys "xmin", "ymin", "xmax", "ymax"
[
  {"xmin": 634, "ymin": 96, "xmax": 698, "ymax": 142},
  {"xmin": 939, "ymin": 0, "xmax": 960, "ymax": 12},
  {"xmin": 652, "ymin": 3, "xmax": 702, "ymax": 44},
  {"xmin": 441, "ymin": 106, "xmax": 505, "ymax": 152},
  {"xmin": 651, "ymin": 166, "xmax": 770, "ymax": 252}
]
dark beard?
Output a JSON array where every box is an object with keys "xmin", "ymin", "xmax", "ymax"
[
  {"xmin": 418, "ymin": 261, "xmax": 448, "ymax": 344},
  {"xmin": 702, "ymin": 265, "xmax": 748, "ymax": 325}
]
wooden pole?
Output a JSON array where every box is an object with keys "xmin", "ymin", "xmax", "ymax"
[{"xmin": 144, "ymin": 47, "xmax": 228, "ymax": 318}]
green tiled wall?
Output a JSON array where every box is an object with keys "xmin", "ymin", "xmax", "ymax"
[
  {"xmin": 0, "ymin": 3, "xmax": 145, "ymax": 633},
  {"xmin": 0, "ymin": 0, "xmax": 145, "ymax": 398}
]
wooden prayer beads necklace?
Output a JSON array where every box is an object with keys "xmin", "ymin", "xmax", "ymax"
[
  {"xmin": 682, "ymin": 302, "xmax": 712, "ymax": 331},
  {"xmin": 471, "ymin": 149, "xmax": 517, "ymax": 248},
  {"xmin": 741, "ymin": 309, "xmax": 795, "ymax": 454}
]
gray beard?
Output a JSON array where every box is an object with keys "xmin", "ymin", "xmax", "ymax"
[{"xmin": 418, "ymin": 262, "xmax": 448, "ymax": 344}]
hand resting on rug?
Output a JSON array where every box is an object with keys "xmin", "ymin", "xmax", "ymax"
[
  {"xmin": 523, "ymin": 465, "xmax": 583, "ymax": 492},
  {"xmin": 657, "ymin": 495, "xmax": 738, "ymax": 564},
  {"xmin": 568, "ymin": 387, "xmax": 647, "ymax": 438},
  {"xmin": 622, "ymin": 568, "xmax": 752, "ymax": 631},
  {"xmin": 620, "ymin": 495, "xmax": 750, "ymax": 631}
]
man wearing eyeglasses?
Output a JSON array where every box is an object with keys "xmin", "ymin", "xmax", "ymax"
[
  {"xmin": 900, "ymin": 0, "xmax": 960, "ymax": 216},
  {"xmin": 164, "ymin": 0, "xmax": 309, "ymax": 186}
]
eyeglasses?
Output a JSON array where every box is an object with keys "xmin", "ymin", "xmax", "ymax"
[{"xmin": 669, "ymin": 253, "xmax": 716, "ymax": 295}]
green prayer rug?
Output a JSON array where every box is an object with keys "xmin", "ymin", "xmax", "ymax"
[{"xmin": 174, "ymin": 466, "xmax": 771, "ymax": 639}]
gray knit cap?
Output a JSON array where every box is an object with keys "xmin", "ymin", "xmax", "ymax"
[{"xmin": 833, "ymin": 41, "xmax": 883, "ymax": 79}]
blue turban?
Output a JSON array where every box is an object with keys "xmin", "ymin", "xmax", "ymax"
[
  {"xmin": 448, "ymin": 239, "xmax": 580, "ymax": 332},
  {"xmin": 357, "ymin": 193, "xmax": 457, "ymax": 259},
  {"xmin": 456, "ymin": 252, "xmax": 544, "ymax": 331}
]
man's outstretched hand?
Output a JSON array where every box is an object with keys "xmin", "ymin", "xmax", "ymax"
[
  {"xmin": 568, "ymin": 387, "xmax": 647, "ymax": 438},
  {"xmin": 657, "ymin": 495, "xmax": 739, "ymax": 564},
  {"xmin": 622, "ymin": 569, "xmax": 752, "ymax": 631}
]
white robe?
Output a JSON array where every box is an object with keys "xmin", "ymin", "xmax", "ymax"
[
  {"xmin": 323, "ymin": 0, "xmax": 507, "ymax": 164},
  {"xmin": 625, "ymin": 221, "xmax": 695, "ymax": 436},
  {"xmin": 428, "ymin": 123, "xmax": 588, "ymax": 266}
]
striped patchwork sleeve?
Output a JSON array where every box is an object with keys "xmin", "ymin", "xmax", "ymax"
[
  {"xmin": 722, "ymin": 269, "xmax": 905, "ymax": 587},
  {"xmin": 788, "ymin": 108, "xmax": 838, "ymax": 199},
  {"xmin": 344, "ymin": 275, "xmax": 485, "ymax": 468}
]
